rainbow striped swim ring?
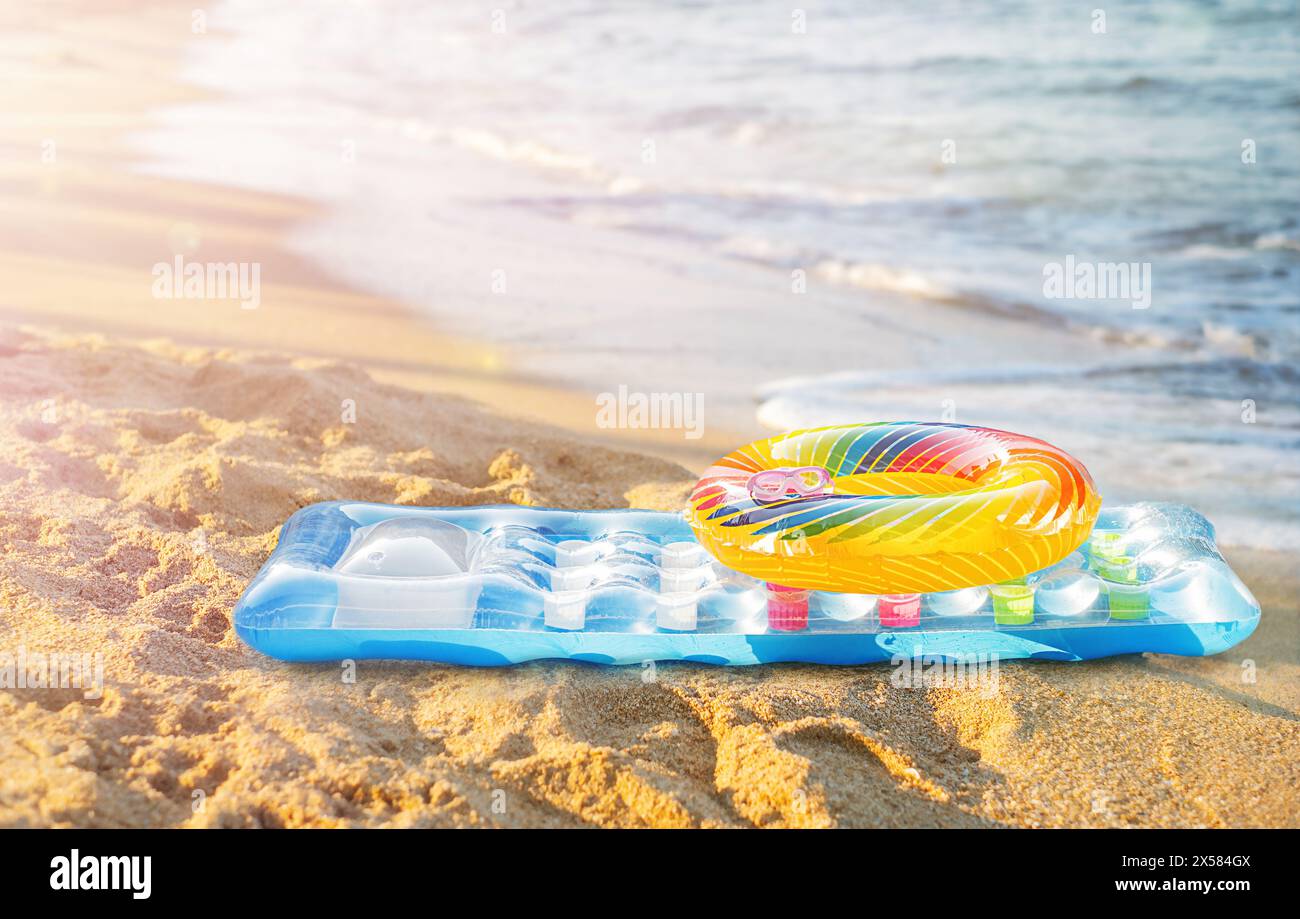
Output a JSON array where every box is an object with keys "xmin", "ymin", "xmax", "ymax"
[{"xmin": 688, "ymin": 422, "xmax": 1101, "ymax": 594}]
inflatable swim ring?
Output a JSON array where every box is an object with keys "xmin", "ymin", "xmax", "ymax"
[{"xmin": 688, "ymin": 422, "xmax": 1101, "ymax": 594}]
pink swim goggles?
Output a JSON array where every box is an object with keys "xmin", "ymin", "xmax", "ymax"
[{"xmin": 747, "ymin": 466, "xmax": 833, "ymax": 502}]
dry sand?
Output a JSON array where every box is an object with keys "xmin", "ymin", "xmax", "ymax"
[
  {"xmin": 0, "ymin": 0, "xmax": 1297, "ymax": 828},
  {"xmin": 0, "ymin": 327, "xmax": 1296, "ymax": 828}
]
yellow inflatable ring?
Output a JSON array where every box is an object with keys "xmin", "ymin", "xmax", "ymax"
[{"xmin": 688, "ymin": 422, "xmax": 1101, "ymax": 594}]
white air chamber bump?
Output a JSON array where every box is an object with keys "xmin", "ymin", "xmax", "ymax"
[
  {"xmin": 660, "ymin": 567, "xmax": 706, "ymax": 593},
  {"xmin": 1148, "ymin": 562, "xmax": 1219, "ymax": 622},
  {"xmin": 555, "ymin": 540, "xmax": 599, "ymax": 568},
  {"xmin": 1035, "ymin": 570, "xmax": 1101, "ymax": 617},
  {"xmin": 927, "ymin": 587, "xmax": 988, "ymax": 617},
  {"xmin": 660, "ymin": 542, "xmax": 707, "ymax": 569},
  {"xmin": 550, "ymin": 565, "xmax": 596, "ymax": 591},
  {"xmin": 544, "ymin": 592, "xmax": 586, "ymax": 630},
  {"xmin": 656, "ymin": 596, "xmax": 698, "ymax": 631},
  {"xmin": 815, "ymin": 593, "xmax": 878, "ymax": 621}
]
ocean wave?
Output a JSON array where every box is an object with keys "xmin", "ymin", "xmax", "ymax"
[
  {"xmin": 1255, "ymin": 232, "xmax": 1300, "ymax": 253},
  {"xmin": 447, "ymin": 127, "xmax": 607, "ymax": 182},
  {"xmin": 759, "ymin": 355, "xmax": 1300, "ymax": 409},
  {"xmin": 440, "ymin": 123, "xmax": 897, "ymax": 208},
  {"xmin": 1063, "ymin": 74, "xmax": 1181, "ymax": 96},
  {"xmin": 813, "ymin": 259, "xmax": 957, "ymax": 301}
]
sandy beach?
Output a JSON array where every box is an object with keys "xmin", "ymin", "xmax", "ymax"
[{"xmin": 1, "ymin": 1, "xmax": 1296, "ymax": 828}]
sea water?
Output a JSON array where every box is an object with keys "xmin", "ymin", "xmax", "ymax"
[{"xmin": 136, "ymin": 0, "xmax": 1300, "ymax": 548}]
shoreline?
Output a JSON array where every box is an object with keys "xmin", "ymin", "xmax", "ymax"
[
  {"xmin": 1, "ymin": 0, "xmax": 740, "ymax": 471},
  {"xmin": 126, "ymin": 3, "xmax": 1300, "ymax": 554}
]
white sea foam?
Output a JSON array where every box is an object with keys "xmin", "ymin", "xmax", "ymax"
[
  {"xmin": 1255, "ymin": 233, "xmax": 1300, "ymax": 253},
  {"xmin": 813, "ymin": 260, "xmax": 957, "ymax": 302}
]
